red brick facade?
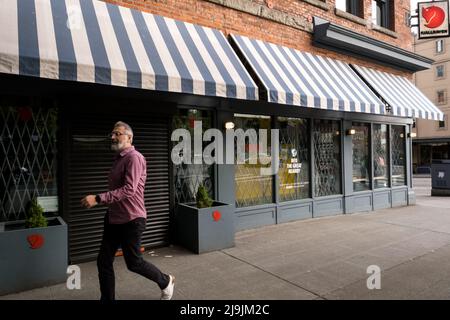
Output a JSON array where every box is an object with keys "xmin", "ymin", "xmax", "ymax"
[{"xmin": 103, "ymin": 0, "xmax": 414, "ymax": 77}]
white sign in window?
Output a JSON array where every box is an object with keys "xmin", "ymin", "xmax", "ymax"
[{"xmin": 37, "ymin": 196, "xmax": 59, "ymax": 213}]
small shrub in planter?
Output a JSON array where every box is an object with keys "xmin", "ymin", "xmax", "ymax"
[
  {"xmin": 196, "ymin": 184, "xmax": 213, "ymax": 208},
  {"xmin": 0, "ymin": 197, "xmax": 68, "ymax": 295},
  {"xmin": 25, "ymin": 197, "xmax": 48, "ymax": 229}
]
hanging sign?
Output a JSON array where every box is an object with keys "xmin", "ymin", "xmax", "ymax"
[{"xmin": 418, "ymin": 1, "xmax": 450, "ymax": 39}]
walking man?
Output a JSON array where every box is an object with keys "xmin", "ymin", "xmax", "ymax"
[{"xmin": 81, "ymin": 121, "xmax": 175, "ymax": 301}]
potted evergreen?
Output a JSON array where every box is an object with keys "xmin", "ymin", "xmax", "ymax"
[
  {"xmin": 0, "ymin": 197, "xmax": 68, "ymax": 295},
  {"xmin": 25, "ymin": 197, "xmax": 48, "ymax": 228},
  {"xmin": 176, "ymin": 184, "xmax": 234, "ymax": 254}
]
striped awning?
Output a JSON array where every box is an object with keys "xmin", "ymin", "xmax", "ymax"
[
  {"xmin": 0, "ymin": 0, "xmax": 258, "ymax": 100},
  {"xmin": 231, "ymin": 34, "xmax": 386, "ymax": 114},
  {"xmin": 352, "ymin": 65, "xmax": 444, "ymax": 121}
]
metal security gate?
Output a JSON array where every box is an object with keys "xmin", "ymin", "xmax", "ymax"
[{"xmin": 65, "ymin": 109, "xmax": 171, "ymax": 263}]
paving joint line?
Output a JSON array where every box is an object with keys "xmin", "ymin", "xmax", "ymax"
[
  {"xmin": 220, "ymin": 250, "xmax": 327, "ymax": 300},
  {"xmin": 367, "ymin": 219, "xmax": 450, "ymax": 237}
]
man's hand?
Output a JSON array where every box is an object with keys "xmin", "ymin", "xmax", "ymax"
[{"xmin": 81, "ymin": 195, "xmax": 98, "ymax": 209}]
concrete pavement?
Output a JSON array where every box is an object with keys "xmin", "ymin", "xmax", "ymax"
[{"xmin": 2, "ymin": 177, "xmax": 450, "ymax": 300}]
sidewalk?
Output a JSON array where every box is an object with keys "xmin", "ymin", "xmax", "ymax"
[{"xmin": 2, "ymin": 177, "xmax": 450, "ymax": 300}]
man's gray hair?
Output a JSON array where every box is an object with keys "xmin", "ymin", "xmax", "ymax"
[{"xmin": 114, "ymin": 121, "xmax": 134, "ymax": 142}]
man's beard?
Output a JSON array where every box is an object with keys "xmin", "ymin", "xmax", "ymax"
[{"xmin": 111, "ymin": 141, "xmax": 126, "ymax": 152}]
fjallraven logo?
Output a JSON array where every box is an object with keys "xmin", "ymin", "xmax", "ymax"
[
  {"xmin": 418, "ymin": 1, "xmax": 450, "ymax": 39},
  {"xmin": 422, "ymin": 6, "xmax": 446, "ymax": 29},
  {"xmin": 27, "ymin": 234, "xmax": 44, "ymax": 249},
  {"xmin": 212, "ymin": 211, "xmax": 221, "ymax": 222}
]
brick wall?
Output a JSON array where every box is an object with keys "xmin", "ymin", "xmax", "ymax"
[{"xmin": 103, "ymin": 0, "xmax": 414, "ymax": 77}]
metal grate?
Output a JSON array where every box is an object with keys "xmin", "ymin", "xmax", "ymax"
[
  {"xmin": 66, "ymin": 112, "xmax": 170, "ymax": 263},
  {"xmin": 278, "ymin": 117, "xmax": 310, "ymax": 201},
  {"xmin": 313, "ymin": 119, "xmax": 341, "ymax": 197},
  {"xmin": 352, "ymin": 122, "xmax": 370, "ymax": 192},
  {"xmin": 172, "ymin": 109, "xmax": 214, "ymax": 204},
  {"xmin": 234, "ymin": 116, "xmax": 273, "ymax": 208},
  {"xmin": 391, "ymin": 125, "xmax": 406, "ymax": 187},
  {"xmin": 235, "ymin": 164, "xmax": 273, "ymax": 207},
  {"xmin": 373, "ymin": 124, "xmax": 389, "ymax": 188},
  {"xmin": 0, "ymin": 105, "xmax": 58, "ymax": 222},
  {"xmin": 174, "ymin": 164, "xmax": 213, "ymax": 204}
]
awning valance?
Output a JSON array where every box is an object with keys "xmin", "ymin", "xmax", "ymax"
[
  {"xmin": 0, "ymin": 0, "xmax": 258, "ymax": 100},
  {"xmin": 352, "ymin": 65, "xmax": 444, "ymax": 121},
  {"xmin": 230, "ymin": 34, "xmax": 386, "ymax": 115}
]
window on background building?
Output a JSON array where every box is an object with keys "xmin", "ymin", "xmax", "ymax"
[
  {"xmin": 234, "ymin": 115, "xmax": 273, "ymax": 208},
  {"xmin": 352, "ymin": 123, "xmax": 371, "ymax": 192},
  {"xmin": 439, "ymin": 116, "xmax": 446, "ymax": 129},
  {"xmin": 0, "ymin": 101, "xmax": 58, "ymax": 222},
  {"xmin": 372, "ymin": 0, "xmax": 393, "ymax": 29},
  {"xmin": 313, "ymin": 119, "xmax": 342, "ymax": 197},
  {"xmin": 336, "ymin": 0, "xmax": 363, "ymax": 17},
  {"xmin": 278, "ymin": 117, "xmax": 310, "ymax": 201},
  {"xmin": 436, "ymin": 39, "xmax": 444, "ymax": 54},
  {"xmin": 391, "ymin": 125, "xmax": 406, "ymax": 187},
  {"xmin": 172, "ymin": 108, "xmax": 214, "ymax": 204},
  {"xmin": 436, "ymin": 65, "xmax": 445, "ymax": 79},
  {"xmin": 373, "ymin": 124, "xmax": 390, "ymax": 189},
  {"xmin": 437, "ymin": 90, "xmax": 446, "ymax": 104}
]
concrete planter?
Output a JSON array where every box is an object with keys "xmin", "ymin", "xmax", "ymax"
[
  {"xmin": 0, "ymin": 216, "xmax": 68, "ymax": 296},
  {"xmin": 176, "ymin": 201, "xmax": 234, "ymax": 254}
]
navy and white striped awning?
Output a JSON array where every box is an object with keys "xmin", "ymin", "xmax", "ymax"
[
  {"xmin": 0, "ymin": 0, "xmax": 258, "ymax": 100},
  {"xmin": 231, "ymin": 34, "xmax": 386, "ymax": 114},
  {"xmin": 352, "ymin": 65, "xmax": 444, "ymax": 121}
]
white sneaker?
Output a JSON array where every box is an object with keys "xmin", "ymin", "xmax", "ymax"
[{"xmin": 160, "ymin": 275, "xmax": 175, "ymax": 300}]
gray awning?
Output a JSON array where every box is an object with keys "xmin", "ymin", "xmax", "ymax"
[
  {"xmin": 353, "ymin": 65, "xmax": 444, "ymax": 121},
  {"xmin": 231, "ymin": 34, "xmax": 386, "ymax": 114},
  {"xmin": 0, "ymin": 0, "xmax": 258, "ymax": 100}
]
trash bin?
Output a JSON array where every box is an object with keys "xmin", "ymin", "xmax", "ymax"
[{"xmin": 431, "ymin": 159, "xmax": 450, "ymax": 196}]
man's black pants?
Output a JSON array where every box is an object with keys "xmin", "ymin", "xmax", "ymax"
[{"xmin": 97, "ymin": 217, "xmax": 170, "ymax": 301}]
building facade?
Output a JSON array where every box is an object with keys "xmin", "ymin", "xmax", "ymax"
[
  {"xmin": 413, "ymin": 36, "xmax": 450, "ymax": 173},
  {"xmin": 0, "ymin": 0, "xmax": 442, "ymax": 263}
]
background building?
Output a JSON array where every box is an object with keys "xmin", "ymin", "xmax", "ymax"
[{"xmin": 413, "ymin": 36, "xmax": 450, "ymax": 173}]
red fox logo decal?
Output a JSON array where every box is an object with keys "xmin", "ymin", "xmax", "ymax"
[
  {"xmin": 27, "ymin": 234, "xmax": 45, "ymax": 249},
  {"xmin": 422, "ymin": 6, "xmax": 446, "ymax": 29}
]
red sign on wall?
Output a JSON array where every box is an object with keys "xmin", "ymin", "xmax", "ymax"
[{"xmin": 418, "ymin": 1, "xmax": 450, "ymax": 39}]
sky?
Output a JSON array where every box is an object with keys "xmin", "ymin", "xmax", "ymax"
[
  {"xmin": 411, "ymin": 0, "xmax": 419, "ymax": 13},
  {"xmin": 410, "ymin": 0, "xmax": 427, "ymax": 34},
  {"xmin": 410, "ymin": 0, "xmax": 431, "ymax": 12}
]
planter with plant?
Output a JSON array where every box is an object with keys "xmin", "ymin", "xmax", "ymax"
[
  {"xmin": 176, "ymin": 184, "xmax": 234, "ymax": 254},
  {"xmin": 0, "ymin": 197, "xmax": 68, "ymax": 296}
]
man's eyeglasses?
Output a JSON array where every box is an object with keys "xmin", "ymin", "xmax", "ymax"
[{"xmin": 110, "ymin": 131, "xmax": 128, "ymax": 137}]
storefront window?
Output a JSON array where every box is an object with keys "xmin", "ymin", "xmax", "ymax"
[
  {"xmin": 373, "ymin": 124, "xmax": 389, "ymax": 188},
  {"xmin": 172, "ymin": 109, "xmax": 214, "ymax": 204},
  {"xmin": 313, "ymin": 119, "xmax": 341, "ymax": 197},
  {"xmin": 0, "ymin": 101, "xmax": 58, "ymax": 222},
  {"xmin": 235, "ymin": 115, "xmax": 273, "ymax": 207},
  {"xmin": 391, "ymin": 125, "xmax": 406, "ymax": 186},
  {"xmin": 352, "ymin": 122, "xmax": 370, "ymax": 192},
  {"xmin": 278, "ymin": 117, "xmax": 310, "ymax": 201}
]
